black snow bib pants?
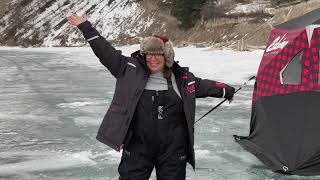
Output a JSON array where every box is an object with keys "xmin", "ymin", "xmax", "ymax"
[{"xmin": 118, "ymin": 79, "xmax": 189, "ymax": 180}]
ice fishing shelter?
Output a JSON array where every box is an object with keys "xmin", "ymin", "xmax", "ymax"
[{"xmin": 235, "ymin": 8, "xmax": 320, "ymax": 175}]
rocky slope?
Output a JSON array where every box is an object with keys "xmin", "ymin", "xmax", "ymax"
[
  {"xmin": 0, "ymin": 0, "xmax": 319, "ymax": 48},
  {"xmin": 0, "ymin": 0, "xmax": 177, "ymax": 47}
]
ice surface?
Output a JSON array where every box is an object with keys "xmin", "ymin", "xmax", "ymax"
[
  {"xmin": 0, "ymin": 151, "xmax": 96, "ymax": 175},
  {"xmin": 1, "ymin": 46, "xmax": 318, "ymax": 179}
]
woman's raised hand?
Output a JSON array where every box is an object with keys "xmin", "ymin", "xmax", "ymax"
[{"xmin": 67, "ymin": 15, "xmax": 87, "ymax": 26}]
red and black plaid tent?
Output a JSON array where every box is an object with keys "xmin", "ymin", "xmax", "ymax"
[{"xmin": 235, "ymin": 8, "xmax": 320, "ymax": 175}]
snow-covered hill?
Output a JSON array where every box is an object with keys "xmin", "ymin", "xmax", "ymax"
[
  {"xmin": 1, "ymin": 0, "xmax": 320, "ymax": 48},
  {"xmin": 0, "ymin": 0, "xmax": 169, "ymax": 47}
]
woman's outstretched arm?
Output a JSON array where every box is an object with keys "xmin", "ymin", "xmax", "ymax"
[{"xmin": 67, "ymin": 15, "xmax": 130, "ymax": 78}]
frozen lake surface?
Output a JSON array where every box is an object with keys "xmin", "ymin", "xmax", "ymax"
[{"xmin": 0, "ymin": 46, "xmax": 317, "ymax": 179}]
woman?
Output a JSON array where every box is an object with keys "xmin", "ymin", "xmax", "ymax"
[{"xmin": 68, "ymin": 15, "xmax": 235, "ymax": 180}]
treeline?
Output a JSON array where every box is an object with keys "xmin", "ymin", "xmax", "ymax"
[
  {"xmin": 170, "ymin": 0, "xmax": 310, "ymax": 30},
  {"xmin": 170, "ymin": 0, "xmax": 261, "ymax": 30},
  {"xmin": 170, "ymin": 0, "xmax": 212, "ymax": 30}
]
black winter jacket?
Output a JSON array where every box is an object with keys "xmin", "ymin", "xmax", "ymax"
[{"xmin": 77, "ymin": 21, "xmax": 235, "ymax": 169}]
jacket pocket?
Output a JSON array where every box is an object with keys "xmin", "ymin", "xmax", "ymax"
[{"xmin": 101, "ymin": 105, "xmax": 128, "ymax": 141}]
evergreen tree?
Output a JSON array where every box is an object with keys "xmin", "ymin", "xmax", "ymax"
[{"xmin": 171, "ymin": 0, "xmax": 209, "ymax": 30}]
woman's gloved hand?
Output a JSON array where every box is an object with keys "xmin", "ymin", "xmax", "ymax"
[
  {"xmin": 67, "ymin": 15, "xmax": 87, "ymax": 26},
  {"xmin": 224, "ymin": 85, "xmax": 235, "ymax": 103}
]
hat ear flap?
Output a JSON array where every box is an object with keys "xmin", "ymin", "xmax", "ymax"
[{"xmin": 164, "ymin": 40, "xmax": 175, "ymax": 68}]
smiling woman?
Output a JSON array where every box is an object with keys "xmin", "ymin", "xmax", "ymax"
[
  {"xmin": 67, "ymin": 15, "xmax": 235, "ymax": 180},
  {"xmin": 145, "ymin": 54, "xmax": 165, "ymax": 73}
]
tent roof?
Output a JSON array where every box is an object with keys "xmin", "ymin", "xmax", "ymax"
[{"xmin": 275, "ymin": 8, "xmax": 320, "ymax": 30}]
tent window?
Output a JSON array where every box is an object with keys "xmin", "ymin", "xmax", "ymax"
[{"xmin": 280, "ymin": 51, "xmax": 302, "ymax": 85}]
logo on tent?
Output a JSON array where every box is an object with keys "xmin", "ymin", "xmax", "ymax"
[{"xmin": 266, "ymin": 34, "xmax": 289, "ymax": 53}]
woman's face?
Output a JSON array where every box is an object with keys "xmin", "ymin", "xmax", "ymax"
[{"xmin": 146, "ymin": 54, "xmax": 165, "ymax": 73}]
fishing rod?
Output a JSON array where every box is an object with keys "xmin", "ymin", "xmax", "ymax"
[{"xmin": 195, "ymin": 76, "xmax": 256, "ymax": 124}]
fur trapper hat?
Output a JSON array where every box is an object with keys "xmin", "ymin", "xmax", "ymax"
[{"xmin": 140, "ymin": 35, "xmax": 175, "ymax": 68}]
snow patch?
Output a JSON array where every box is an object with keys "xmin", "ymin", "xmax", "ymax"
[
  {"xmin": 73, "ymin": 116, "xmax": 101, "ymax": 126},
  {"xmin": 195, "ymin": 149, "xmax": 211, "ymax": 159},
  {"xmin": 0, "ymin": 151, "xmax": 97, "ymax": 175},
  {"xmin": 57, "ymin": 101, "xmax": 100, "ymax": 109},
  {"xmin": 228, "ymin": 0, "xmax": 272, "ymax": 14}
]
